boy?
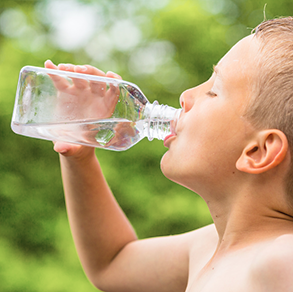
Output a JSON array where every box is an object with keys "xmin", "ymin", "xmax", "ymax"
[{"xmin": 45, "ymin": 17, "xmax": 293, "ymax": 291}]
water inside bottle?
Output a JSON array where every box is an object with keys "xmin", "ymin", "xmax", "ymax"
[{"xmin": 12, "ymin": 118, "xmax": 146, "ymax": 151}]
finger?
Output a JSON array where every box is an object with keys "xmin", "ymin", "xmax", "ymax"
[
  {"xmin": 106, "ymin": 71, "xmax": 122, "ymax": 80},
  {"xmin": 44, "ymin": 62, "xmax": 71, "ymax": 91},
  {"xmin": 76, "ymin": 65, "xmax": 108, "ymax": 95},
  {"xmin": 105, "ymin": 88, "xmax": 120, "ymax": 114},
  {"xmin": 57, "ymin": 63, "xmax": 88, "ymax": 90},
  {"xmin": 53, "ymin": 141, "xmax": 95, "ymax": 157},
  {"xmin": 44, "ymin": 60, "xmax": 70, "ymax": 91},
  {"xmin": 45, "ymin": 59, "xmax": 58, "ymax": 69},
  {"xmin": 53, "ymin": 141, "xmax": 82, "ymax": 156},
  {"xmin": 107, "ymin": 80, "xmax": 120, "ymax": 102},
  {"xmin": 76, "ymin": 65, "xmax": 106, "ymax": 76},
  {"xmin": 90, "ymin": 80, "xmax": 107, "ymax": 96},
  {"xmin": 57, "ymin": 64, "xmax": 88, "ymax": 90},
  {"xmin": 105, "ymin": 71, "xmax": 121, "ymax": 99}
]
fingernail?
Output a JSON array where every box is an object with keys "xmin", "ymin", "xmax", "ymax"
[
  {"xmin": 77, "ymin": 65, "xmax": 87, "ymax": 72},
  {"xmin": 63, "ymin": 64, "xmax": 71, "ymax": 70},
  {"xmin": 58, "ymin": 63, "xmax": 66, "ymax": 69},
  {"xmin": 108, "ymin": 71, "xmax": 120, "ymax": 78}
]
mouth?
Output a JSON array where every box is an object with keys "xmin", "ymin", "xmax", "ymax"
[
  {"xmin": 164, "ymin": 108, "xmax": 181, "ymax": 148},
  {"xmin": 164, "ymin": 133, "xmax": 176, "ymax": 148}
]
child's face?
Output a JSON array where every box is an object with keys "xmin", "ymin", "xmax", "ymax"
[{"xmin": 161, "ymin": 34, "xmax": 259, "ymax": 194}]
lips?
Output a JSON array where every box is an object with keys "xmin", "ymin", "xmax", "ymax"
[
  {"xmin": 164, "ymin": 133, "xmax": 176, "ymax": 148},
  {"xmin": 164, "ymin": 109, "xmax": 181, "ymax": 148}
]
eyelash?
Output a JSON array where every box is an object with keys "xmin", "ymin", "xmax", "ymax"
[{"xmin": 206, "ymin": 90, "xmax": 217, "ymax": 97}]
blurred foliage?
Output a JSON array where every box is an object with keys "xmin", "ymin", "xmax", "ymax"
[{"xmin": 0, "ymin": 0, "xmax": 293, "ymax": 291}]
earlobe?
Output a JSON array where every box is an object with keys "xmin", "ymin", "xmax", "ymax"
[{"xmin": 236, "ymin": 130, "xmax": 288, "ymax": 174}]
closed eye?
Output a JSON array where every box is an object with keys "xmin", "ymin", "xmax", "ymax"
[{"xmin": 206, "ymin": 90, "xmax": 217, "ymax": 97}]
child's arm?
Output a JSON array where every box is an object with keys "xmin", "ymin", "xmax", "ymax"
[
  {"xmin": 56, "ymin": 145, "xmax": 196, "ymax": 292},
  {"xmin": 45, "ymin": 61, "xmax": 215, "ymax": 292}
]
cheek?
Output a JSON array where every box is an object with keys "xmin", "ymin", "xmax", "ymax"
[
  {"xmin": 160, "ymin": 135, "xmax": 203, "ymax": 184},
  {"xmin": 160, "ymin": 107, "xmax": 244, "ymax": 183},
  {"xmin": 160, "ymin": 131, "xmax": 235, "ymax": 185}
]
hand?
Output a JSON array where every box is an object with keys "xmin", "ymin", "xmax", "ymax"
[
  {"xmin": 45, "ymin": 60, "xmax": 121, "ymax": 120},
  {"xmin": 45, "ymin": 60, "xmax": 122, "ymax": 157}
]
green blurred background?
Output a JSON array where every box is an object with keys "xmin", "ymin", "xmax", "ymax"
[{"xmin": 0, "ymin": 0, "xmax": 292, "ymax": 291}]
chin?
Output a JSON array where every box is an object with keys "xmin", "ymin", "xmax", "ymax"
[
  {"xmin": 160, "ymin": 156, "xmax": 172, "ymax": 179},
  {"xmin": 160, "ymin": 153, "xmax": 182, "ymax": 183},
  {"xmin": 160, "ymin": 153, "xmax": 202, "ymax": 193}
]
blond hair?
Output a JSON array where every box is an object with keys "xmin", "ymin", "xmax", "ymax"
[{"xmin": 245, "ymin": 17, "xmax": 293, "ymax": 195}]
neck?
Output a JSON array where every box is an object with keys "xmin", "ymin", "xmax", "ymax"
[{"xmin": 205, "ymin": 182, "xmax": 293, "ymax": 252}]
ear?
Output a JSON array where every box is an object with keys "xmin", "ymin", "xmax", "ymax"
[{"xmin": 236, "ymin": 130, "xmax": 288, "ymax": 174}]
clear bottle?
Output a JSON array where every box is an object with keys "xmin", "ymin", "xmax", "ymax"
[{"xmin": 11, "ymin": 66, "xmax": 181, "ymax": 151}]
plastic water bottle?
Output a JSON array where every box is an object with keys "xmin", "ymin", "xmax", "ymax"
[{"xmin": 11, "ymin": 66, "xmax": 181, "ymax": 151}]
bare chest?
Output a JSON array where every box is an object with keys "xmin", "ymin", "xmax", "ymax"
[
  {"xmin": 185, "ymin": 249, "xmax": 257, "ymax": 292},
  {"xmin": 186, "ymin": 265, "xmax": 251, "ymax": 292}
]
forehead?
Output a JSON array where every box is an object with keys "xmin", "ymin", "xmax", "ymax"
[
  {"xmin": 217, "ymin": 34, "xmax": 259, "ymax": 75},
  {"xmin": 214, "ymin": 35, "xmax": 260, "ymax": 113}
]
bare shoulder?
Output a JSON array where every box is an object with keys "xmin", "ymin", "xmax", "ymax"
[
  {"xmin": 251, "ymin": 234, "xmax": 293, "ymax": 291},
  {"xmin": 187, "ymin": 224, "xmax": 218, "ymax": 271},
  {"xmin": 254, "ymin": 234, "xmax": 293, "ymax": 267},
  {"xmin": 188, "ymin": 223, "xmax": 218, "ymax": 247}
]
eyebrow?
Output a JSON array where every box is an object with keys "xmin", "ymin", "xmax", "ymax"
[
  {"xmin": 213, "ymin": 64, "xmax": 223, "ymax": 81},
  {"xmin": 213, "ymin": 64, "xmax": 219, "ymax": 74}
]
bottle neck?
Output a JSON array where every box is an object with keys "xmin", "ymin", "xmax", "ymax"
[{"xmin": 144, "ymin": 101, "xmax": 182, "ymax": 141}]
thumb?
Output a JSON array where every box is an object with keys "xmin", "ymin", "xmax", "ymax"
[{"xmin": 53, "ymin": 141, "xmax": 82, "ymax": 156}]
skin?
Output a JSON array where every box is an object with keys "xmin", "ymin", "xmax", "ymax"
[{"xmin": 45, "ymin": 34, "xmax": 293, "ymax": 292}]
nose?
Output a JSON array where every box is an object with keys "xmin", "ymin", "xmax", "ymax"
[{"xmin": 180, "ymin": 88, "xmax": 195, "ymax": 113}]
